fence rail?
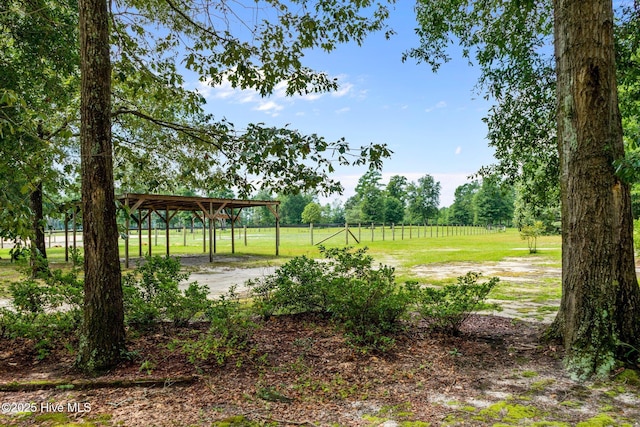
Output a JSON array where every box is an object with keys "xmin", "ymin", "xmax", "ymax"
[{"xmin": 0, "ymin": 222, "xmax": 506, "ymax": 255}]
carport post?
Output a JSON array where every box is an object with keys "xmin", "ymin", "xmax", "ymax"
[
  {"xmin": 230, "ymin": 208, "xmax": 235, "ymax": 254},
  {"xmin": 209, "ymin": 203, "xmax": 213, "ymax": 262},
  {"xmin": 138, "ymin": 211, "xmax": 143, "ymax": 257},
  {"xmin": 148, "ymin": 210, "xmax": 152, "ymax": 257},
  {"xmin": 276, "ymin": 205, "xmax": 280, "ymax": 256},
  {"xmin": 64, "ymin": 211, "xmax": 69, "ymax": 262},
  {"xmin": 165, "ymin": 208, "xmax": 170, "ymax": 257}
]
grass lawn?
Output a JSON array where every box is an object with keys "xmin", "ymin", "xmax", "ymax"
[
  {"xmin": 0, "ymin": 225, "xmax": 561, "ymax": 262},
  {"xmin": 0, "ymin": 227, "xmax": 561, "ymax": 306}
]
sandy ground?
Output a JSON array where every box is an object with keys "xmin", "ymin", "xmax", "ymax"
[
  {"xmin": 1, "ymin": 254, "xmax": 563, "ymax": 322},
  {"xmin": 184, "ymin": 265, "xmax": 277, "ymax": 296}
]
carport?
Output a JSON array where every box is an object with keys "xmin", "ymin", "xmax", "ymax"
[{"xmin": 62, "ymin": 193, "xmax": 280, "ymax": 267}]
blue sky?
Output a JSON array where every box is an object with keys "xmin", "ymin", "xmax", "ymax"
[{"xmin": 189, "ymin": 3, "xmax": 497, "ymax": 207}]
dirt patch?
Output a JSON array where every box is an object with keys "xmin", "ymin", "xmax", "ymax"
[
  {"xmin": 184, "ymin": 266, "xmax": 277, "ymax": 296},
  {"xmin": 1, "ymin": 315, "xmax": 639, "ymax": 426},
  {"xmin": 410, "ymin": 257, "xmax": 561, "ymax": 282}
]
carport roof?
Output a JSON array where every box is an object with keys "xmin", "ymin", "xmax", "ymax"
[{"xmin": 117, "ymin": 193, "xmax": 280, "ymax": 213}]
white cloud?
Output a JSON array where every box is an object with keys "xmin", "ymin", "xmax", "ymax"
[
  {"xmin": 425, "ymin": 101, "xmax": 447, "ymax": 113},
  {"xmin": 299, "ymin": 92, "xmax": 324, "ymax": 102},
  {"xmin": 332, "ymin": 82, "xmax": 354, "ymax": 98},
  {"xmin": 193, "ymin": 73, "xmax": 364, "ymax": 117},
  {"xmin": 455, "ymin": 146, "xmax": 462, "ymax": 155},
  {"xmin": 254, "ymin": 100, "xmax": 284, "ymax": 116},
  {"xmin": 335, "ymin": 107, "xmax": 351, "ymax": 114}
]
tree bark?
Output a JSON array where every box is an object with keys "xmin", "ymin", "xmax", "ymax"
[
  {"xmin": 76, "ymin": 0, "xmax": 126, "ymax": 372},
  {"xmin": 550, "ymin": 0, "xmax": 640, "ymax": 378},
  {"xmin": 29, "ymin": 180, "xmax": 48, "ymax": 276}
]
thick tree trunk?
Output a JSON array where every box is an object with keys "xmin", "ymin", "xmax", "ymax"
[
  {"xmin": 29, "ymin": 180, "xmax": 48, "ymax": 276},
  {"xmin": 550, "ymin": 0, "xmax": 640, "ymax": 378},
  {"xmin": 76, "ymin": 0, "xmax": 126, "ymax": 372}
]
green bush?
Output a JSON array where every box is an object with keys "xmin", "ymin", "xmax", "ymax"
[
  {"xmin": 247, "ymin": 255, "xmax": 332, "ymax": 318},
  {"xmin": 183, "ymin": 286, "xmax": 258, "ymax": 366},
  {"xmin": 247, "ymin": 246, "xmax": 414, "ymax": 352},
  {"xmin": 414, "ymin": 272, "xmax": 500, "ymax": 333},
  {"xmin": 1, "ymin": 269, "xmax": 83, "ymax": 358},
  {"xmin": 123, "ymin": 256, "xmax": 211, "ymax": 327}
]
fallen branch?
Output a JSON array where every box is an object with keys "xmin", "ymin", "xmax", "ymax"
[{"xmin": 0, "ymin": 375, "xmax": 197, "ymax": 392}]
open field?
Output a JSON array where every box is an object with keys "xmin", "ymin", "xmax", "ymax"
[
  {"xmin": 0, "ymin": 225, "xmax": 560, "ymax": 267},
  {"xmin": 0, "ymin": 228, "xmax": 563, "ymax": 321}
]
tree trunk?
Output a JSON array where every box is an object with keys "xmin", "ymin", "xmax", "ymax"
[
  {"xmin": 550, "ymin": 0, "xmax": 640, "ymax": 378},
  {"xmin": 29, "ymin": 180, "xmax": 48, "ymax": 276},
  {"xmin": 76, "ymin": 0, "xmax": 126, "ymax": 373}
]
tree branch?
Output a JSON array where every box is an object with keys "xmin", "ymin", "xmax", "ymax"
[{"xmin": 112, "ymin": 107, "xmax": 228, "ymax": 156}]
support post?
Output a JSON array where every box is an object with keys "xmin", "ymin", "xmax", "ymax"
[
  {"xmin": 209, "ymin": 203, "xmax": 213, "ymax": 263},
  {"xmin": 165, "ymin": 208, "xmax": 170, "ymax": 257},
  {"xmin": 310, "ymin": 223, "xmax": 314, "ymax": 246},
  {"xmin": 230, "ymin": 208, "xmax": 235, "ymax": 254},
  {"xmin": 275, "ymin": 205, "xmax": 280, "ymax": 256},
  {"xmin": 64, "ymin": 212, "xmax": 69, "ymax": 262},
  {"xmin": 125, "ymin": 197, "xmax": 130, "ymax": 269},
  {"xmin": 138, "ymin": 211, "xmax": 143, "ymax": 257},
  {"xmin": 148, "ymin": 210, "xmax": 152, "ymax": 257}
]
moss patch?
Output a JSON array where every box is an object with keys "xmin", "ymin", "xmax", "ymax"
[{"xmin": 476, "ymin": 401, "xmax": 540, "ymax": 423}]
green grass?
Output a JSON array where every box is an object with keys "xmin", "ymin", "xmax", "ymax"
[
  {"xmin": 0, "ymin": 227, "xmax": 561, "ymax": 264},
  {"xmin": 0, "ymin": 227, "xmax": 562, "ymax": 301}
]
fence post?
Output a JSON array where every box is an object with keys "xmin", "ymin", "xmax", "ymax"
[
  {"xmin": 371, "ymin": 222, "xmax": 374, "ymax": 241},
  {"xmin": 310, "ymin": 223, "xmax": 314, "ymax": 246},
  {"xmin": 244, "ymin": 225, "xmax": 248, "ymax": 246},
  {"xmin": 409, "ymin": 223, "xmax": 412, "ymax": 239},
  {"xmin": 183, "ymin": 226, "xmax": 187, "ymax": 246},
  {"xmin": 382, "ymin": 222, "xmax": 385, "ymax": 241},
  {"xmin": 345, "ymin": 223, "xmax": 349, "ymax": 245},
  {"xmin": 392, "ymin": 223, "xmax": 395, "ymax": 240},
  {"xmin": 358, "ymin": 223, "xmax": 361, "ymax": 242}
]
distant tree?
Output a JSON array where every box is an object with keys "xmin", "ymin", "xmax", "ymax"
[
  {"xmin": 474, "ymin": 179, "xmax": 514, "ymax": 226},
  {"xmin": 386, "ymin": 175, "xmax": 409, "ymax": 205},
  {"xmin": 384, "ymin": 197, "xmax": 404, "ymax": 224},
  {"xmin": 280, "ymin": 194, "xmax": 314, "ymax": 225},
  {"xmin": 449, "ymin": 181, "xmax": 480, "ymax": 225},
  {"xmin": 301, "ymin": 202, "xmax": 322, "ymax": 224},
  {"xmin": 406, "ymin": 175, "xmax": 441, "ymax": 224},
  {"xmin": 250, "ymin": 190, "xmax": 276, "ymax": 226},
  {"xmin": 349, "ymin": 170, "xmax": 385, "ymax": 223}
]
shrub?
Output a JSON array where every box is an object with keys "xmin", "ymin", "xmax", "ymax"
[
  {"xmin": 123, "ymin": 256, "xmax": 211, "ymax": 327},
  {"xmin": 520, "ymin": 221, "xmax": 546, "ymax": 253},
  {"xmin": 247, "ymin": 246, "xmax": 414, "ymax": 352},
  {"xmin": 414, "ymin": 272, "xmax": 500, "ymax": 333},
  {"xmin": 1, "ymin": 269, "xmax": 83, "ymax": 358},
  {"xmin": 183, "ymin": 286, "xmax": 258, "ymax": 366},
  {"xmin": 247, "ymin": 255, "xmax": 332, "ymax": 318}
]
